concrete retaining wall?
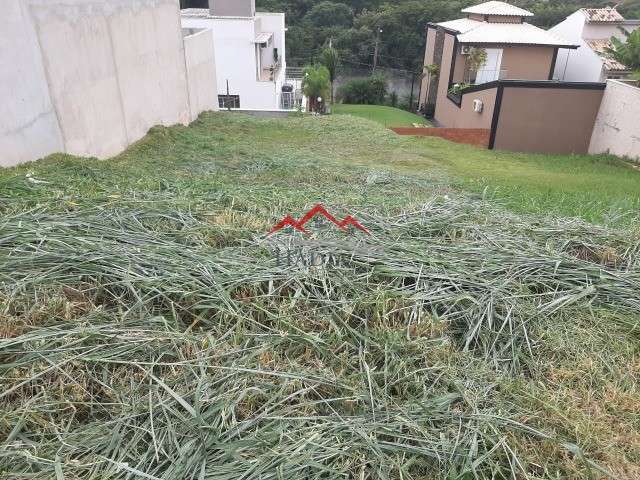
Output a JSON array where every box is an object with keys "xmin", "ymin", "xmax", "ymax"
[
  {"xmin": 1, "ymin": 0, "xmax": 217, "ymax": 167},
  {"xmin": 184, "ymin": 29, "xmax": 218, "ymax": 121},
  {"xmin": 0, "ymin": 0, "xmax": 65, "ymax": 167},
  {"xmin": 589, "ymin": 80, "xmax": 640, "ymax": 161}
]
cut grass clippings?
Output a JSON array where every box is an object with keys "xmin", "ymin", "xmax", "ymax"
[{"xmin": 0, "ymin": 112, "xmax": 639, "ymax": 479}]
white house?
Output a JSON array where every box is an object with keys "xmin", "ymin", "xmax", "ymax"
[
  {"xmin": 181, "ymin": 0, "xmax": 293, "ymax": 111},
  {"xmin": 550, "ymin": 7, "xmax": 640, "ymax": 82}
]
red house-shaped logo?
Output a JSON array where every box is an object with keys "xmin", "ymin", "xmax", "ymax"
[{"xmin": 269, "ymin": 204, "xmax": 370, "ymax": 235}]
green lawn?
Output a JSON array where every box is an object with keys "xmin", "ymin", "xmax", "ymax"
[
  {"xmin": 414, "ymin": 137, "xmax": 640, "ymax": 224},
  {"xmin": 332, "ymin": 103, "xmax": 431, "ymax": 127},
  {"xmin": 1, "ymin": 113, "xmax": 639, "ymax": 479}
]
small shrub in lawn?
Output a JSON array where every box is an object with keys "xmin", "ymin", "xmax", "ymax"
[{"xmin": 338, "ymin": 74, "xmax": 387, "ymax": 104}]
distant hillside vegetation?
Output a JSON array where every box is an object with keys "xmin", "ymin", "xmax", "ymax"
[{"xmin": 181, "ymin": 1, "xmax": 640, "ymax": 72}]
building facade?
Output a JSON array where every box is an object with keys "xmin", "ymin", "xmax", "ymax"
[
  {"xmin": 181, "ymin": 0, "xmax": 290, "ymax": 111},
  {"xmin": 418, "ymin": 1, "xmax": 607, "ymax": 155},
  {"xmin": 549, "ymin": 7, "xmax": 640, "ymax": 82}
]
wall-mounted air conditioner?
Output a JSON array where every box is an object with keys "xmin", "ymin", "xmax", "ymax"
[
  {"xmin": 461, "ymin": 45, "xmax": 472, "ymax": 55},
  {"xmin": 473, "ymin": 99, "xmax": 483, "ymax": 113}
]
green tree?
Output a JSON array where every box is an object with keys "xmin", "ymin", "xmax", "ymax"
[
  {"xmin": 255, "ymin": 0, "xmax": 635, "ymax": 73},
  {"xmin": 613, "ymin": 0, "xmax": 640, "ymax": 21},
  {"xmin": 337, "ymin": 74, "xmax": 387, "ymax": 104},
  {"xmin": 304, "ymin": 1, "xmax": 353, "ymax": 28},
  {"xmin": 466, "ymin": 47, "xmax": 488, "ymax": 82},
  {"xmin": 302, "ymin": 65, "xmax": 331, "ymax": 113},
  {"xmin": 607, "ymin": 29, "xmax": 640, "ymax": 74},
  {"xmin": 320, "ymin": 46, "xmax": 340, "ymax": 103}
]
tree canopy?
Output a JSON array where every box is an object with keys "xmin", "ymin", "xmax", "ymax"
[
  {"xmin": 305, "ymin": 2, "xmax": 353, "ymax": 28},
  {"xmin": 256, "ymin": 0, "xmax": 640, "ymax": 72}
]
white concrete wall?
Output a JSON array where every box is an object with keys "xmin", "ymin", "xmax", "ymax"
[
  {"xmin": 550, "ymin": 11, "xmax": 604, "ymax": 82},
  {"xmin": 184, "ymin": 29, "xmax": 218, "ymax": 121},
  {"xmin": 210, "ymin": 0, "xmax": 255, "ymax": 17},
  {"xmin": 32, "ymin": 0, "xmax": 191, "ymax": 159},
  {"xmin": 557, "ymin": 42, "xmax": 606, "ymax": 83},
  {"xmin": 257, "ymin": 12, "xmax": 287, "ymax": 107},
  {"xmin": 589, "ymin": 80, "xmax": 640, "ymax": 161},
  {"xmin": 0, "ymin": 0, "xmax": 64, "ymax": 167},
  {"xmin": 582, "ymin": 22, "xmax": 637, "ymax": 41},
  {"xmin": 1, "ymin": 0, "xmax": 215, "ymax": 167},
  {"xmin": 181, "ymin": 11, "xmax": 287, "ymax": 110},
  {"xmin": 551, "ymin": 11, "xmax": 640, "ymax": 82}
]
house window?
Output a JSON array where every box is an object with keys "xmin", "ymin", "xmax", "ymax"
[{"xmin": 218, "ymin": 95, "xmax": 241, "ymax": 109}]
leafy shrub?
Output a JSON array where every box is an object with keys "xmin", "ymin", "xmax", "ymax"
[
  {"xmin": 606, "ymin": 29, "xmax": 640, "ymax": 72},
  {"xmin": 303, "ymin": 65, "xmax": 331, "ymax": 112},
  {"xmin": 448, "ymin": 83, "xmax": 471, "ymax": 96},
  {"xmin": 338, "ymin": 74, "xmax": 387, "ymax": 105}
]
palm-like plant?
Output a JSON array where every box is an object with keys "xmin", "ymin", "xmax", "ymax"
[
  {"xmin": 606, "ymin": 29, "xmax": 640, "ymax": 74},
  {"xmin": 320, "ymin": 46, "xmax": 339, "ymax": 104},
  {"xmin": 302, "ymin": 65, "xmax": 331, "ymax": 113}
]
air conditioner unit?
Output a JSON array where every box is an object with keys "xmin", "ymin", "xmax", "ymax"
[
  {"xmin": 461, "ymin": 45, "xmax": 472, "ymax": 55},
  {"xmin": 473, "ymin": 99, "xmax": 484, "ymax": 113}
]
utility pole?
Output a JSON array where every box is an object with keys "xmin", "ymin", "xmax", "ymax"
[{"xmin": 372, "ymin": 28, "xmax": 382, "ymax": 73}]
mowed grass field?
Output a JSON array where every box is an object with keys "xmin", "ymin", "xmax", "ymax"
[
  {"xmin": 332, "ymin": 106, "xmax": 640, "ymax": 224},
  {"xmin": 421, "ymin": 138, "xmax": 640, "ymax": 224},
  {"xmin": 333, "ymin": 104, "xmax": 431, "ymax": 127},
  {"xmin": 1, "ymin": 113, "xmax": 639, "ymax": 479}
]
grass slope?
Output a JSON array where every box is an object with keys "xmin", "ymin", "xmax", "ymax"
[
  {"xmin": 333, "ymin": 104, "xmax": 430, "ymax": 127},
  {"xmin": 420, "ymin": 138, "xmax": 640, "ymax": 224},
  {"xmin": 0, "ymin": 113, "xmax": 639, "ymax": 479}
]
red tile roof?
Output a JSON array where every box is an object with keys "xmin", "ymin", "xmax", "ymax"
[
  {"xmin": 583, "ymin": 7, "xmax": 625, "ymax": 23},
  {"xmin": 585, "ymin": 39, "xmax": 629, "ymax": 71}
]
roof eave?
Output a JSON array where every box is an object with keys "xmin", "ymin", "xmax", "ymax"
[
  {"xmin": 426, "ymin": 22, "xmax": 461, "ymax": 34},
  {"xmin": 587, "ymin": 20, "xmax": 626, "ymax": 25},
  {"xmin": 604, "ymin": 66, "xmax": 631, "ymax": 72},
  {"xmin": 461, "ymin": 11, "xmax": 534, "ymax": 17},
  {"xmin": 460, "ymin": 5, "xmax": 534, "ymax": 17},
  {"xmin": 458, "ymin": 41, "xmax": 580, "ymax": 49}
]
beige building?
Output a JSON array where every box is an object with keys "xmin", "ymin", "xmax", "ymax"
[{"xmin": 418, "ymin": 1, "xmax": 607, "ymax": 155}]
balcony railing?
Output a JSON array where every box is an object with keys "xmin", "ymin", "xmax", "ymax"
[
  {"xmin": 466, "ymin": 69, "xmax": 508, "ymax": 85},
  {"xmin": 447, "ymin": 70, "xmax": 509, "ymax": 106},
  {"xmin": 280, "ymin": 91, "xmax": 303, "ymax": 110},
  {"xmin": 286, "ymin": 67, "xmax": 304, "ymax": 80}
]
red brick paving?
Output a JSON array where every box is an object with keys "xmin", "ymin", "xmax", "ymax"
[{"xmin": 390, "ymin": 127, "xmax": 490, "ymax": 148}]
